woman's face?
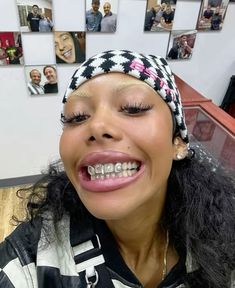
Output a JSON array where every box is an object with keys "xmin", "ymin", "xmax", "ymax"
[
  {"xmin": 60, "ymin": 73, "xmax": 177, "ymax": 221},
  {"xmin": 54, "ymin": 32, "xmax": 75, "ymax": 63}
]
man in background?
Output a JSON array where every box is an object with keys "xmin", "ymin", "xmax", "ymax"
[
  {"xmin": 144, "ymin": 6, "xmax": 157, "ymax": 31},
  {"xmin": 28, "ymin": 69, "xmax": 44, "ymax": 95},
  {"xmin": 202, "ymin": 5, "xmax": 214, "ymax": 22},
  {"xmin": 101, "ymin": 2, "xmax": 117, "ymax": 32},
  {"xmin": 160, "ymin": 3, "xmax": 174, "ymax": 30},
  {"xmin": 27, "ymin": 5, "xmax": 42, "ymax": 32},
  {"xmin": 43, "ymin": 65, "xmax": 58, "ymax": 94},
  {"xmin": 86, "ymin": 0, "xmax": 103, "ymax": 32},
  {"xmin": 167, "ymin": 34, "xmax": 192, "ymax": 60}
]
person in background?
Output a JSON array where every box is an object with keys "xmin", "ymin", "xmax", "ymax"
[
  {"xmin": 86, "ymin": 0, "xmax": 103, "ymax": 32},
  {"xmin": 27, "ymin": 69, "xmax": 45, "ymax": 95},
  {"xmin": 27, "ymin": 4, "xmax": 42, "ymax": 32},
  {"xmin": 5, "ymin": 39, "xmax": 22, "ymax": 64},
  {"xmin": 54, "ymin": 31, "xmax": 85, "ymax": 64},
  {"xmin": 0, "ymin": 50, "xmax": 234, "ymax": 288},
  {"xmin": 211, "ymin": 6, "xmax": 223, "ymax": 30},
  {"xmin": 202, "ymin": 5, "xmax": 214, "ymax": 22},
  {"xmin": 150, "ymin": 4, "xmax": 163, "ymax": 31},
  {"xmin": 100, "ymin": 2, "xmax": 117, "ymax": 32},
  {"xmin": 167, "ymin": 34, "xmax": 193, "ymax": 60},
  {"xmin": 43, "ymin": 65, "xmax": 58, "ymax": 93},
  {"xmin": 39, "ymin": 13, "xmax": 53, "ymax": 32},
  {"xmin": 160, "ymin": 4, "xmax": 175, "ymax": 30},
  {"xmin": 0, "ymin": 39, "xmax": 7, "ymax": 65},
  {"xmin": 144, "ymin": 6, "xmax": 157, "ymax": 31}
]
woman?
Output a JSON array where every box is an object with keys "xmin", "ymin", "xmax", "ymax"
[
  {"xmin": 0, "ymin": 50, "xmax": 234, "ymax": 288},
  {"xmin": 54, "ymin": 31, "xmax": 85, "ymax": 64}
]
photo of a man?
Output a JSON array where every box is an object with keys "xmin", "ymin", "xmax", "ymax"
[{"xmin": 16, "ymin": 0, "xmax": 53, "ymax": 33}]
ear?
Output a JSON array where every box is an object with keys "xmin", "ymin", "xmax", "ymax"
[{"xmin": 172, "ymin": 136, "xmax": 188, "ymax": 161}]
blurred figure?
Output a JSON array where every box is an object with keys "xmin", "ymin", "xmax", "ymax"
[
  {"xmin": 0, "ymin": 39, "xmax": 7, "ymax": 65},
  {"xmin": 39, "ymin": 14, "xmax": 53, "ymax": 32},
  {"xmin": 150, "ymin": 4, "xmax": 163, "ymax": 31},
  {"xmin": 43, "ymin": 65, "xmax": 58, "ymax": 94},
  {"xmin": 208, "ymin": 0, "xmax": 222, "ymax": 7},
  {"xmin": 101, "ymin": 2, "xmax": 117, "ymax": 32},
  {"xmin": 27, "ymin": 69, "xmax": 44, "ymax": 95},
  {"xmin": 5, "ymin": 39, "xmax": 22, "ymax": 64},
  {"xmin": 167, "ymin": 35, "xmax": 192, "ymax": 60},
  {"xmin": 144, "ymin": 6, "xmax": 157, "ymax": 31},
  {"xmin": 211, "ymin": 6, "xmax": 223, "ymax": 30},
  {"xmin": 54, "ymin": 32, "xmax": 85, "ymax": 64},
  {"xmin": 27, "ymin": 5, "xmax": 42, "ymax": 32},
  {"xmin": 86, "ymin": 0, "xmax": 103, "ymax": 31},
  {"xmin": 160, "ymin": 4, "xmax": 174, "ymax": 30},
  {"xmin": 202, "ymin": 5, "xmax": 214, "ymax": 22}
]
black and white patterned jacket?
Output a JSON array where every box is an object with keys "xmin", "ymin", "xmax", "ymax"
[{"xmin": 0, "ymin": 211, "xmax": 217, "ymax": 288}]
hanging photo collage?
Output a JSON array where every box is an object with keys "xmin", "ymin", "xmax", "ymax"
[
  {"xmin": 143, "ymin": 0, "xmax": 230, "ymax": 61},
  {"xmin": 0, "ymin": 0, "xmax": 119, "ymax": 96}
]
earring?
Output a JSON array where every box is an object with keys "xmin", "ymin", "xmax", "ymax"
[{"xmin": 176, "ymin": 153, "xmax": 183, "ymax": 160}]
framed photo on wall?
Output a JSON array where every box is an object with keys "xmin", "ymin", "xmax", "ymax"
[
  {"xmin": 24, "ymin": 64, "xmax": 58, "ymax": 95},
  {"xmin": 196, "ymin": 0, "xmax": 230, "ymax": 31},
  {"xmin": 54, "ymin": 31, "xmax": 86, "ymax": 64},
  {"xmin": 0, "ymin": 32, "xmax": 23, "ymax": 65},
  {"xmin": 144, "ymin": 0, "xmax": 177, "ymax": 32},
  {"xmin": 166, "ymin": 30, "xmax": 197, "ymax": 60},
  {"xmin": 16, "ymin": 0, "xmax": 54, "ymax": 33},
  {"xmin": 85, "ymin": 0, "xmax": 119, "ymax": 33}
]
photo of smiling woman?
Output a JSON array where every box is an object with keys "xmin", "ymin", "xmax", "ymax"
[{"xmin": 54, "ymin": 31, "xmax": 86, "ymax": 64}]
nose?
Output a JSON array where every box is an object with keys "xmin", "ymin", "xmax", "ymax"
[
  {"xmin": 86, "ymin": 106, "xmax": 122, "ymax": 145},
  {"xmin": 58, "ymin": 40, "xmax": 65, "ymax": 51}
]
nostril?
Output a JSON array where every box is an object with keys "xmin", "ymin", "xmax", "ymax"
[
  {"xmin": 103, "ymin": 133, "xmax": 112, "ymax": 139},
  {"xmin": 89, "ymin": 136, "xmax": 96, "ymax": 141}
]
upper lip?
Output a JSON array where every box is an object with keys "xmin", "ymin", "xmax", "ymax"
[{"xmin": 78, "ymin": 150, "xmax": 142, "ymax": 169}]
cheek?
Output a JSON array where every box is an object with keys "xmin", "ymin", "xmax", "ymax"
[{"xmin": 59, "ymin": 131, "xmax": 77, "ymax": 164}]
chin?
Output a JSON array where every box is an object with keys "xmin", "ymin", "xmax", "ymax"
[{"xmin": 81, "ymin": 198, "xmax": 136, "ymax": 221}]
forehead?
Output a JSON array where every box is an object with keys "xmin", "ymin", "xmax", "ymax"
[
  {"xmin": 68, "ymin": 73, "xmax": 159, "ymax": 99},
  {"xmin": 31, "ymin": 70, "xmax": 40, "ymax": 75},
  {"xmin": 45, "ymin": 67, "xmax": 55, "ymax": 73},
  {"xmin": 55, "ymin": 32, "xmax": 71, "ymax": 39}
]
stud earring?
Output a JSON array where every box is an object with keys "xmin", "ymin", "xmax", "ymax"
[{"xmin": 176, "ymin": 153, "xmax": 183, "ymax": 160}]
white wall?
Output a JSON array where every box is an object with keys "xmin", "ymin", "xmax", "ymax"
[{"xmin": 0, "ymin": 0, "xmax": 235, "ymax": 179}]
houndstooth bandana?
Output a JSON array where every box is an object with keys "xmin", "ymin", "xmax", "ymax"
[{"xmin": 63, "ymin": 49, "xmax": 189, "ymax": 144}]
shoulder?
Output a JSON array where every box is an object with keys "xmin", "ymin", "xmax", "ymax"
[{"xmin": 0, "ymin": 219, "xmax": 42, "ymax": 287}]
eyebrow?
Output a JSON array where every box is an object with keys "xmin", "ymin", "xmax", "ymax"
[
  {"xmin": 69, "ymin": 90, "xmax": 92, "ymax": 99},
  {"xmin": 115, "ymin": 81, "xmax": 154, "ymax": 94}
]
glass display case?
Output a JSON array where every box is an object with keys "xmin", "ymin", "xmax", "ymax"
[
  {"xmin": 175, "ymin": 75, "xmax": 235, "ymax": 171},
  {"xmin": 185, "ymin": 107, "xmax": 235, "ymax": 171}
]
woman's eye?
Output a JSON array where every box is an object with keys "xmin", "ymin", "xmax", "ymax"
[
  {"xmin": 61, "ymin": 113, "xmax": 90, "ymax": 125},
  {"xmin": 120, "ymin": 103, "xmax": 153, "ymax": 115}
]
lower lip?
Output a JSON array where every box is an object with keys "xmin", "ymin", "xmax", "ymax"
[{"xmin": 78, "ymin": 166, "xmax": 145, "ymax": 192}]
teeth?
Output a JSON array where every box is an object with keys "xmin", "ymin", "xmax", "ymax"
[
  {"xmin": 122, "ymin": 162, "xmax": 127, "ymax": 170},
  {"xmin": 95, "ymin": 164, "xmax": 104, "ymax": 174},
  {"xmin": 104, "ymin": 163, "xmax": 114, "ymax": 173},
  {"xmin": 114, "ymin": 163, "xmax": 122, "ymax": 173},
  {"xmin": 87, "ymin": 161, "xmax": 140, "ymax": 178}
]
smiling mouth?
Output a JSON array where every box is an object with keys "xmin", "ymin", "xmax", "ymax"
[
  {"xmin": 85, "ymin": 161, "xmax": 141, "ymax": 180},
  {"xmin": 63, "ymin": 49, "xmax": 72, "ymax": 59}
]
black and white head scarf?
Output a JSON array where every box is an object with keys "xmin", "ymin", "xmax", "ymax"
[{"xmin": 63, "ymin": 49, "xmax": 189, "ymax": 144}]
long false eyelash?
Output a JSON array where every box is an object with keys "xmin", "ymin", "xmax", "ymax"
[
  {"xmin": 60, "ymin": 112, "xmax": 89, "ymax": 124},
  {"xmin": 120, "ymin": 102, "xmax": 153, "ymax": 114}
]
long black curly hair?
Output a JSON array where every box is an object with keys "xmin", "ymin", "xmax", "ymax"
[{"xmin": 16, "ymin": 151, "xmax": 235, "ymax": 288}]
